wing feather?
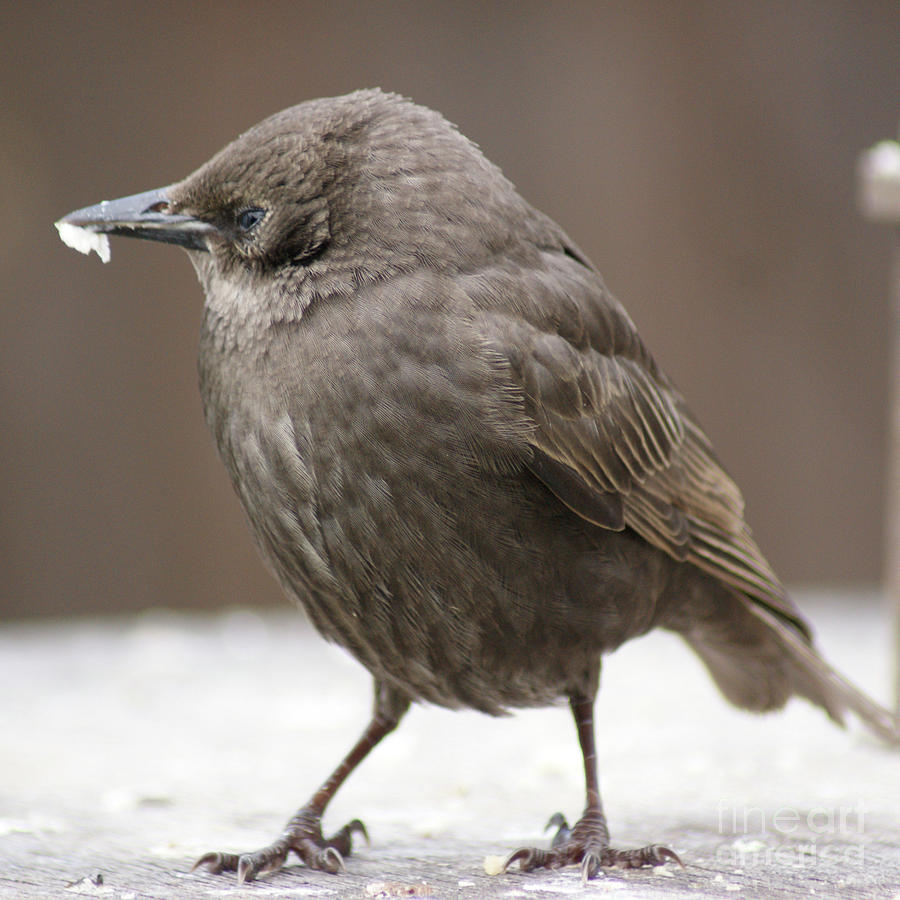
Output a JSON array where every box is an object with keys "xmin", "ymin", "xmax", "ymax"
[{"xmin": 475, "ymin": 261, "xmax": 808, "ymax": 638}]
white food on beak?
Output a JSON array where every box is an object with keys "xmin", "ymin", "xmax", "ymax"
[{"xmin": 55, "ymin": 221, "xmax": 111, "ymax": 263}]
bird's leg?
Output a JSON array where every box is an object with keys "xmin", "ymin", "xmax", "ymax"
[
  {"xmin": 193, "ymin": 681, "xmax": 410, "ymax": 883},
  {"xmin": 505, "ymin": 693, "xmax": 682, "ymax": 881}
]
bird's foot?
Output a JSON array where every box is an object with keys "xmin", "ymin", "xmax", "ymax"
[
  {"xmin": 504, "ymin": 811, "xmax": 682, "ymax": 882},
  {"xmin": 192, "ymin": 806, "xmax": 368, "ymax": 883}
]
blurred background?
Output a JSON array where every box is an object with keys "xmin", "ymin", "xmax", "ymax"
[{"xmin": 2, "ymin": 1, "xmax": 899, "ymax": 619}]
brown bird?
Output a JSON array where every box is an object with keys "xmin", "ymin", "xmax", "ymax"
[{"xmin": 57, "ymin": 89, "xmax": 896, "ymax": 883}]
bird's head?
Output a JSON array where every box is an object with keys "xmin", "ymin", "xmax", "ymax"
[{"xmin": 56, "ymin": 89, "xmax": 526, "ymax": 309}]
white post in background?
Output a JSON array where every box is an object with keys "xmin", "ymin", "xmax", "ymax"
[{"xmin": 858, "ymin": 136, "xmax": 900, "ymax": 723}]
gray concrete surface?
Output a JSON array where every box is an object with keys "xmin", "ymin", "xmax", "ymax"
[{"xmin": 1, "ymin": 591, "xmax": 898, "ymax": 899}]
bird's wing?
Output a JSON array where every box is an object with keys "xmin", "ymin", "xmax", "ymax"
[{"xmin": 475, "ymin": 255, "xmax": 809, "ymax": 638}]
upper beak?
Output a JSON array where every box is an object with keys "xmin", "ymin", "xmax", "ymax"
[{"xmin": 56, "ymin": 187, "xmax": 217, "ymax": 252}]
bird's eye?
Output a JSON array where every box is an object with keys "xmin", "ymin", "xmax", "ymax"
[{"xmin": 236, "ymin": 207, "xmax": 266, "ymax": 232}]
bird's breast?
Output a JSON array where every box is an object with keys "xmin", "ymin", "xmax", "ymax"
[{"xmin": 195, "ymin": 273, "xmax": 663, "ymax": 710}]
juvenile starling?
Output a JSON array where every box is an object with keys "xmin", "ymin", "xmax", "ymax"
[{"xmin": 57, "ymin": 89, "xmax": 897, "ymax": 883}]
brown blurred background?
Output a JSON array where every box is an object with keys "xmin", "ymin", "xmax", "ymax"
[{"xmin": 2, "ymin": 1, "xmax": 898, "ymax": 619}]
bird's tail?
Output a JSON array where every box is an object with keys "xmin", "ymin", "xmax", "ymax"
[{"xmin": 678, "ymin": 588, "xmax": 898, "ymax": 745}]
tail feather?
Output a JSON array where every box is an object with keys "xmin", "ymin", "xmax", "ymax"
[
  {"xmin": 749, "ymin": 603, "xmax": 898, "ymax": 744},
  {"xmin": 678, "ymin": 587, "xmax": 898, "ymax": 745}
]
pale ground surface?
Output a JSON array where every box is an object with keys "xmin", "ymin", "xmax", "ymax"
[{"xmin": 1, "ymin": 590, "xmax": 898, "ymax": 899}]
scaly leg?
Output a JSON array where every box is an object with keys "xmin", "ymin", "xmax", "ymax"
[
  {"xmin": 193, "ymin": 680, "xmax": 410, "ymax": 883},
  {"xmin": 505, "ymin": 693, "xmax": 681, "ymax": 881}
]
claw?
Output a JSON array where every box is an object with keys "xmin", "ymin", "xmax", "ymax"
[
  {"xmin": 581, "ymin": 852, "xmax": 601, "ymax": 883},
  {"xmin": 346, "ymin": 818, "xmax": 369, "ymax": 846},
  {"xmin": 650, "ymin": 845, "xmax": 684, "ymax": 868},
  {"xmin": 236, "ymin": 845, "xmax": 288, "ymax": 884},
  {"xmin": 317, "ymin": 846, "xmax": 345, "ymax": 874},
  {"xmin": 601, "ymin": 843, "xmax": 682, "ymax": 870},
  {"xmin": 325, "ymin": 817, "xmax": 368, "ymax": 855},
  {"xmin": 236, "ymin": 855, "xmax": 254, "ymax": 885},
  {"xmin": 502, "ymin": 848, "xmax": 524, "ymax": 872},
  {"xmin": 545, "ymin": 812, "xmax": 568, "ymax": 832},
  {"xmin": 191, "ymin": 851, "xmax": 238, "ymax": 875},
  {"xmin": 545, "ymin": 812, "xmax": 571, "ymax": 848},
  {"xmin": 503, "ymin": 846, "xmax": 552, "ymax": 873}
]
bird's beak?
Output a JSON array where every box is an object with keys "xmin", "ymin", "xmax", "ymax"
[{"xmin": 56, "ymin": 187, "xmax": 217, "ymax": 253}]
